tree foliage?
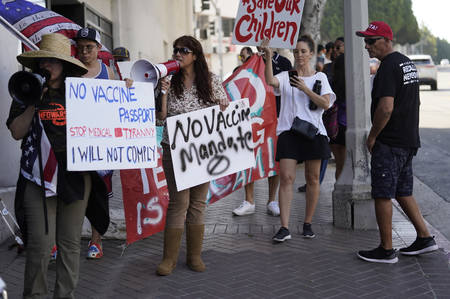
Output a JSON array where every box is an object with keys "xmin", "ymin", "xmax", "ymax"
[
  {"xmin": 419, "ymin": 26, "xmax": 437, "ymax": 58},
  {"xmin": 436, "ymin": 38, "xmax": 450, "ymax": 62},
  {"xmin": 320, "ymin": 0, "xmax": 420, "ymax": 45}
]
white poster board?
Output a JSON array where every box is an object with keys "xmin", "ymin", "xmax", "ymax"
[
  {"xmin": 116, "ymin": 61, "xmax": 134, "ymax": 79},
  {"xmin": 232, "ymin": 0, "xmax": 305, "ymax": 49},
  {"xmin": 66, "ymin": 77, "xmax": 157, "ymax": 171},
  {"xmin": 167, "ymin": 98, "xmax": 255, "ymax": 191}
]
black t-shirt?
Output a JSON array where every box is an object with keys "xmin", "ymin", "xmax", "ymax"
[
  {"xmin": 371, "ymin": 51, "xmax": 420, "ymax": 148},
  {"xmin": 271, "ymin": 51, "xmax": 292, "ymax": 75},
  {"xmin": 7, "ymin": 87, "xmax": 67, "ymax": 157}
]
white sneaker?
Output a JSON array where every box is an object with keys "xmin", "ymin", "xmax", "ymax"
[
  {"xmin": 232, "ymin": 201, "xmax": 255, "ymax": 216},
  {"xmin": 267, "ymin": 201, "xmax": 280, "ymax": 216}
]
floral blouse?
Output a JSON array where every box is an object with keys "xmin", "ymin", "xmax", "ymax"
[{"xmin": 160, "ymin": 73, "xmax": 228, "ymax": 145}]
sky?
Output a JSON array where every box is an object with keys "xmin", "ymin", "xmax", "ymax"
[{"xmin": 412, "ymin": 0, "xmax": 449, "ymax": 41}]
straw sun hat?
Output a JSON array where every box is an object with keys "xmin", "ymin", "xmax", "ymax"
[{"xmin": 17, "ymin": 33, "xmax": 88, "ymax": 76}]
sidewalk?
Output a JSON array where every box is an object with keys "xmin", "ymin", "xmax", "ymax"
[{"xmin": 1, "ymin": 163, "xmax": 450, "ymax": 298}]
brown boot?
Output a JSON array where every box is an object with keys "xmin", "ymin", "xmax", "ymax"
[
  {"xmin": 186, "ymin": 224, "xmax": 206, "ymax": 272},
  {"xmin": 156, "ymin": 227, "xmax": 183, "ymax": 276}
]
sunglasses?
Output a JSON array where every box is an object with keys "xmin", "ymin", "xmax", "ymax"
[
  {"xmin": 364, "ymin": 37, "xmax": 383, "ymax": 45},
  {"xmin": 173, "ymin": 47, "xmax": 193, "ymax": 55}
]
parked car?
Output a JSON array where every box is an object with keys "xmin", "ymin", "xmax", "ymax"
[
  {"xmin": 408, "ymin": 54, "xmax": 438, "ymax": 90},
  {"xmin": 440, "ymin": 58, "xmax": 449, "ymax": 66},
  {"xmin": 0, "ymin": 277, "xmax": 7, "ymax": 299}
]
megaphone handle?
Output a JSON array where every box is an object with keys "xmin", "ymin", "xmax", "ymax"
[{"xmin": 160, "ymin": 75, "xmax": 173, "ymax": 95}]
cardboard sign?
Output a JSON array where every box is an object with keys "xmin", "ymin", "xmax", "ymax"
[
  {"xmin": 232, "ymin": 0, "xmax": 305, "ymax": 49},
  {"xmin": 166, "ymin": 99, "xmax": 255, "ymax": 191},
  {"xmin": 66, "ymin": 78, "xmax": 157, "ymax": 171}
]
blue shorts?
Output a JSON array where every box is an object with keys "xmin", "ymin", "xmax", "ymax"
[{"xmin": 371, "ymin": 141, "xmax": 417, "ymax": 199}]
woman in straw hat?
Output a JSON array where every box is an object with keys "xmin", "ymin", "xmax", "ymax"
[{"xmin": 6, "ymin": 33, "xmax": 92, "ymax": 298}]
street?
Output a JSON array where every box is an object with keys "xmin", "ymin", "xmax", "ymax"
[{"xmin": 413, "ymin": 68, "xmax": 450, "ymax": 240}]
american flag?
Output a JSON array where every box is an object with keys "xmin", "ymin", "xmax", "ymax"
[
  {"xmin": 20, "ymin": 114, "xmax": 58, "ymax": 197},
  {"xmin": 0, "ymin": 0, "xmax": 114, "ymax": 66}
]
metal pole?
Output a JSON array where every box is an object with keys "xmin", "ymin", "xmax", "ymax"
[
  {"xmin": 0, "ymin": 15, "xmax": 38, "ymax": 50},
  {"xmin": 211, "ymin": 0, "xmax": 223, "ymax": 80}
]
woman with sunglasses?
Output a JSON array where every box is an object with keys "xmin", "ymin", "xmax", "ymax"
[
  {"xmin": 156, "ymin": 35, "xmax": 229, "ymax": 276},
  {"xmin": 260, "ymin": 35, "xmax": 335, "ymax": 242}
]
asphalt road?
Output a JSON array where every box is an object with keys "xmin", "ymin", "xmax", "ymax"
[{"xmin": 413, "ymin": 69, "xmax": 450, "ymax": 240}]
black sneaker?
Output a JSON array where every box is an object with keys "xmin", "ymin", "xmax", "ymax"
[
  {"xmin": 302, "ymin": 223, "xmax": 315, "ymax": 238},
  {"xmin": 273, "ymin": 227, "xmax": 291, "ymax": 242},
  {"xmin": 357, "ymin": 246, "xmax": 398, "ymax": 264},
  {"xmin": 297, "ymin": 184, "xmax": 307, "ymax": 192},
  {"xmin": 400, "ymin": 236, "xmax": 438, "ymax": 256}
]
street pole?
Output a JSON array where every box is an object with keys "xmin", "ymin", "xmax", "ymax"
[
  {"xmin": 211, "ymin": 0, "xmax": 223, "ymax": 81},
  {"xmin": 332, "ymin": 0, "xmax": 377, "ymax": 229}
]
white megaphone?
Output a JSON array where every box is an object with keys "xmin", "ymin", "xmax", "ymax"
[{"xmin": 130, "ymin": 59, "xmax": 180, "ymax": 86}]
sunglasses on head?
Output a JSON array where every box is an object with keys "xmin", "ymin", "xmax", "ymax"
[
  {"xmin": 173, "ymin": 47, "xmax": 192, "ymax": 55},
  {"xmin": 364, "ymin": 37, "xmax": 383, "ymax": 45}
]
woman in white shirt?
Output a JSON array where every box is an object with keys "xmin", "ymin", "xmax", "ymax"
[{"xmin": 260, "ymin": 35, "xmax": 336, "ymax": 242}]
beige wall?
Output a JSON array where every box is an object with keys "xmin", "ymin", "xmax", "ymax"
[
  {"xmin": 111, "ymin": 0, "xmax": 194, "ymax": 63},
  {"xmin": 0, "ymin": 27, "xmax": 22, "ymax": 187}
]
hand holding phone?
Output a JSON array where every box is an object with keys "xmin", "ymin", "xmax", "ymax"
[{"xmin": 288, "ymin": 70, "xmax": 298, "ymax": 87}]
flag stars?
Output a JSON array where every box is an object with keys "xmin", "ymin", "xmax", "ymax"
[{"xmin": 16, "ymin": 8, "xmax": 20, "ymax": 12}]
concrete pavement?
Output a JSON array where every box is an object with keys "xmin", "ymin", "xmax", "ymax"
[{"xmin": 1, "ymin": 163, "xmax": 450, "ymax": 298}]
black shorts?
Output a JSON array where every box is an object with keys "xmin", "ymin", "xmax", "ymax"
[
  {"xmin": 329, "ymin": 124, "xmax": 346, "ymax": 146},
  {"xmin": 276, "ymin": 130, "xmax": 331, "ymax": 163},
  {"xmin": 371, "ymin": 141, "xmax": 417, "ymax": 199}
]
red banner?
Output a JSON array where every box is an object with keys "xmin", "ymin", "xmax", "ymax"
[
  {"xmin": 120, "ymin": 147, "xmax": 169, "ymax": 245},
  {"xmin": 120, "ymin": 54, "xmax": 278, "ymax": 244},
  {"xmin": 207, "ymin": 55, "xmax": 279, "ymax": 203}
]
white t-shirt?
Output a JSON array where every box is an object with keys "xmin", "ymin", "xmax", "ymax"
[{"xmin": 274, "ymin": 71, "xmax": 336, "ymax": 137}]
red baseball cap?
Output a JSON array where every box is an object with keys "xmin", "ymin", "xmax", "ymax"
[{"xmin": 356, "ymin": 21, "xmax": 393, "ymax": 41}]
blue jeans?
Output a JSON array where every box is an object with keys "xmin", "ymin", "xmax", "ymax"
[{"xmin": 319, "ymin": 159, "xmax": 328, "ymax": 184}]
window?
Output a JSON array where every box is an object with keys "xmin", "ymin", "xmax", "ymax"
[
  {"xmin": 222, "ymin": 18, "xmax": 234, "ymax": 38},
  {"xmin": 85, "ymin": 6, "xmax": 113, "ymax": 50},
  {"xmin": 52, "ymin": 2, "xmax": 114, "ymax": 50}
]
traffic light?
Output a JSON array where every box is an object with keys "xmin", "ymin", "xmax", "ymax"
[
  {"xmin": 209, "ymin": 21, "xmax": 215, "ymax": 35},
  {"xmin": 201, "ymin": 0, "xmax": 210, "ymax": 10}
]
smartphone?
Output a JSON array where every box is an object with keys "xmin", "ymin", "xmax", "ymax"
[{"xmin": 288, "ymin": 70, "xmax": 298, "ymax": 86}]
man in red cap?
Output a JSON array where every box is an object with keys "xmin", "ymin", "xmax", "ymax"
[{"xmin": 355, "ymin": 21, "xmax": 438, "ymax": 263}]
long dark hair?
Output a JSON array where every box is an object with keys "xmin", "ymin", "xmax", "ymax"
[{"xmin": 171, "ymin": 35, "xmax": 213, "ymax": 104}]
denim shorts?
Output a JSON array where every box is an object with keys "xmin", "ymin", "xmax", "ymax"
[{"xmin": 371, "ymin": 141, "xmax": 417, "ymax": 199}]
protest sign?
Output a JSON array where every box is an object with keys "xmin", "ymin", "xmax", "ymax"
[
  {"xmin": 232, "ymin": 0, "xmax": 305, "ymax": 49},
  {"xmin": 66, "ymin": 77, "xmax": 157, "ymax": 171},
  {"xmin": 166, "ymin": 98, "xmax": 255, "ymax": 191},
  {"xmin": 118, "ymin": 56, "xmax": 278, "ymax": 243},
  {"xmin": 120, "ymin": 145, "xmax": 169, "ymax": 244}
]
